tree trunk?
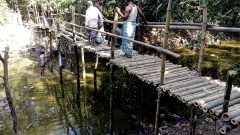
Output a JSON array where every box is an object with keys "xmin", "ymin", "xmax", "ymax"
[{"xmin": 0, "ymin": 47, "xmax": 20, "ymax": 135}]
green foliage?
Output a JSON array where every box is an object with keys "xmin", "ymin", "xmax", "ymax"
[
  {"xmin": 230, "ymin": 61, "xmax": 240, "ymax": 73},
  {"xmin": 0, "ymin": 0, "xmax": 11, "ymax": 25},
  {"xmin": 141, "ymin": 0, "xmax": 240, "ymax": 27}
]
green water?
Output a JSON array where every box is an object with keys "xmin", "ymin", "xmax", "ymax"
[{"xmin": 0, "ymin": 55, "xmax": 137, "ymax": 135}]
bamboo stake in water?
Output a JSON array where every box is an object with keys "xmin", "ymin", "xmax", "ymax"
[{"xmin": 81, "ymin": 47, "xmax": 86, "ymax": 80}]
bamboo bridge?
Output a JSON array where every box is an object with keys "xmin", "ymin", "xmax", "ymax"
[{"xmin": 31, "ymin": 4, "xmax": 240, "ymax": 135}]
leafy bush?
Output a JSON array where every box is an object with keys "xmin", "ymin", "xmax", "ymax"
[{"xmin": 0, "ymin": 0, "xmax": 11, "ymax": 25}]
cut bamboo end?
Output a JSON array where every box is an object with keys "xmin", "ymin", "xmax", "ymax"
[
  {"xmin": 209, "ymin": 109, "xmax": 216, "ymax": 115},
  {"xmin": 186, "ymin": 101, "xmax": 194, "ymax": 106},
  {"xmin": 168, "ymin": 91, "xmax": 173, "ymax": 96},
  {"xmin": 194, "ymin": 100, "xmax": 204, "ymax": 107},
  {"xmin": 222, "ymin": 113, "xmax": 231, "ymax": 121},
  {"xmin": 220, "ymin": 125, "xmax": 230, "ymax": 135},
  {"xmin": 215, "ymin": 110, "xmax": 222, "ymax": 116},
  {"xmin": 202, "ymin": 106, "xmax": 209, "ymax": 113},
  {"xmin": 231, "ymin": 119, "xmax": 238, "ymax": 125},
  {"xmin": 231, "ymin": 116, "xmax": 240, "ymax": 125},
  {"xmin": 177, "ymin": 95, "xmax": 182, "ymax": 101}
]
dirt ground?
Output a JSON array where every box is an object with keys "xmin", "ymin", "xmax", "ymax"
[{"xmin": 158, "ymin": 118, "xmax": 240, "ymax": 135}]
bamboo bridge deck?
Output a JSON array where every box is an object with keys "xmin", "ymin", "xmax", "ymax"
[{"xmin": 59, "ymin": 30, "xmax": 240, "ymax": 129}]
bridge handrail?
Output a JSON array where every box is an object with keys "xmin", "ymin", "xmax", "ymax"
[
  {"xmin": 52, "ymin": 13, "xmax": 240, "ymax": 32},
  {"xmin": 63, "ymin": 21, "xmax": 180, "ymax": 58},
  {"xmin": 73, "ymin": 13, "xmax": 240, "ymax": 32}
]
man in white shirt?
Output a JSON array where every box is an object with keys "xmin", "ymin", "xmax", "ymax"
[{"xmin": 85, "ymin": 1, "xmax": 103, "ymax": 45}]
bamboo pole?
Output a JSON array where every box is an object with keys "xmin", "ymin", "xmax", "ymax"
[
  {"xmin": 220, "ymin": 125, "xmax": 236, "ymax": 135},
  {"xmin": 72, "ymin": 6, "xmax": 76, "ymax": 42},
  {"xmin": 222, "ymin": 70, "xmax": 238, "ymax": 113},
  {"xmin": 94, "ymin": 55, "xmax": 99, "ymax": 92},
  {"xmin": 108, "ymin": 11, "xmax": 118, "ymax": 135},
  {"xmin": 58, "ymin": 36, "xmax": 63, "ymax": 84},
  {"xmin": 154, "ymin": 0, "xmax": 172, "ymax": 134},
  {"xmin": 109, "ymin": 63, "xmax": 114, "ymax": 135},
  {"xmin": 81, "ymin": 47, "xmax": 86, "ymax": 80},
  {"xmin": 111, "ymin": 12, "xmax": 118, "ymax": 58},
  {"xmin": 183, "ymin": 87, "xmax": 224, "ymax": 104},
  {"xmin": 231, "ymin": 115, "xmax": 240, "ymax": 125},
  {"xmin": 49, "ymin": 30, "xmax": 53, "ymax": 73},
  {"xmin": 189, "ymin": 105, "xmax": 197, "ymax": 135},
  {"xmin": 201, "ymin": 91, "xmax": 240, "ymax": 112},
  {"xmin": 74, "ymin": 13, "xmax": 240, "ymax": 32},
  {"xmin": 210, "ymin": 97, "xmax": 240, "ymax": 115},
  {"xmin": 197, "ymin": 5, "xmax": 208, "ymax": 76},
  {"xmin": 74, "ymin": 45, "xmax": 81, "ymax": 108}
]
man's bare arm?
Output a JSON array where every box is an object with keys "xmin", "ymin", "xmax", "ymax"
[
  {"xmin": 137, "ymin": 7, "xmax": 146, "ymax": 22},
  {"xmin": 116, "ymin": 6, "xmax": 131, "ymax": 20}
]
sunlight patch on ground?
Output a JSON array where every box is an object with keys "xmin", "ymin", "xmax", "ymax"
[{"xmin": 0, "ymin": 24, "xmax": 33, "ymax": 56}]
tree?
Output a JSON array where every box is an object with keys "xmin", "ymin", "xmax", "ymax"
[{"xmin": 0, "ymin": 47, "xmax": 20, "ymax": 135}]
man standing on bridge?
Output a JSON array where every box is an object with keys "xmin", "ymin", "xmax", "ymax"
[
  {"xmin": 116, "ymin": 0, "xmax": 146, "ymax": 58},
  {"xmin": 85, "ymin": 1, "xmax": 103, "ymax": 45}
]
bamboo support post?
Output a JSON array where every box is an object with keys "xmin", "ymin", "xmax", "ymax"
[
  {"xmin": 191, "ymin": 9, "xmax": 209, "ymax": 130},
  {"xmin": 197, "ymin": 5, "xmax": 208, "ymax": 76},
  {"xmin": 72, "ymin": 7, "xmax": 76, "ymax": 42},
  {"xmin": 111, "ymin": 12, "xmax": 118, "ymax": 59},
  {"xmin": 81, "ymin": 47, "xmax": 86, "ymax": 80},
  {"xmin": 49, "ymin": 29, "xmax": 53, "ymax": 73},
  {"xmin": 108, "ymin": 11, "xmax": 118, "ymax": 135},
  {"xmin": 94, "ymin": 55, "xmax": 99, "ymax": 92},
  {"xmin": 154, "ymin": 0, "xmax": 172, "ymax": 134},
  {"xmin": 58, "ymin": 37, "xmax": 63, "ymax": 84},
  {"xmin": 74, "ymin": 45, "xmax": 81, "ymax": 108},
  {"xmin": 222, "ymin": 70, "xmax": 238, "ymax": 113},
  {"xmin": 109, "ymin": 63, "xmax": 114, "ymax": 135},
  {"xmin": 189, "ymin": 105, "xmax": 197, "ymax": 135}
]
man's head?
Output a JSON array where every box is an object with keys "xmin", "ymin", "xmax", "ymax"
[
  {"xmin": 98, "ymin": 0, "xmax": 104, "ymax": 5},
  {"xmin": 125, "ymin": 0, "xmax": 132, "ymax": 5},
  {"xmin": 87, "ymin": 1, "xmax": 93, "ymax": 7},
  {"xmin": 13, "ymin": 4, "xmax": 18, "ymax": 11}
]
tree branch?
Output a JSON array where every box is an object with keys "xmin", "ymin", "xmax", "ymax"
[{"xmin": 0, "ymin": 54, "xmax": 4, "ymax": 63}]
